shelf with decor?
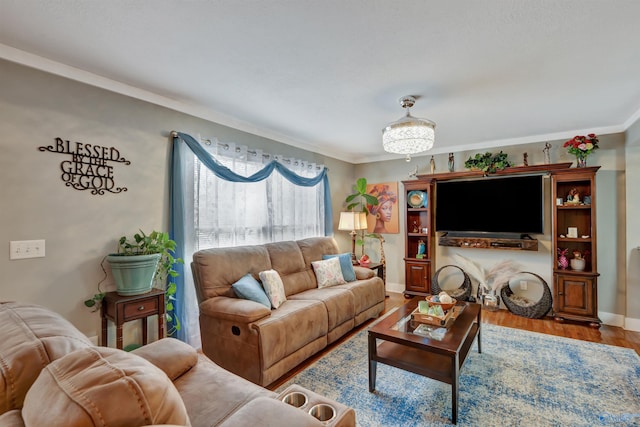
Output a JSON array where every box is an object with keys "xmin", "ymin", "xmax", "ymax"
[
  {"xmin": 439, "ymin": 235, "xmax": 539, "ymax": 251},
  {"xmin": 551, "ymin": 166, "xmax": 600, "ymax": 328},
  {"xmin": 402, "ymin": 179, "xmax": 435, "ymax": 298}
]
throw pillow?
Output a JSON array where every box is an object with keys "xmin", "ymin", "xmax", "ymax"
[
  {"xmin": 323, "ymin": 253, "xmax": 356, "ymax": 282},
  {"xmin": 232, "ymin": 274, "xmax": 271, "ymax": 309},
  {"xmin": 259, "ymin": 270, "xmax": 287, "ymax": 309},
  {"xmin": 312, "ymin": 257, "xmax": 347, "ymax": 288}
]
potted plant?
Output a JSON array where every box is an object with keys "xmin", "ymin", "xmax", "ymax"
[
  {"xmin": 345, "ymin": 178, "xmax": 379, "ymax": 255},
  {"xmin": 345, "ymin": 177, "xmax": 379, "ymax": 213},
  {"xmin": 464, "ymin": 151, "xmax": 512, "ymax": 175},
  {"xmin": 84, "ymin": 230, "xmax": 183, "ymax": 334}
]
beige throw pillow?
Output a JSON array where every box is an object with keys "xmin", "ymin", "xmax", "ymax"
[
  {"xmin": 312, "ymin": 257, "xmax": 347, "ymax": 288},
  {"xmin": 259, "ymin": 269, "xmax": 287, "ymax": 309}
]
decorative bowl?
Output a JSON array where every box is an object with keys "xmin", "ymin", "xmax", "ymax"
[
  {"xmin": 426, "ymin": 296, "xmax": 457, "ymax": 311},
  {"xmin": 407, "ymin": 190, "xmax": 427, "ymax": 208}
]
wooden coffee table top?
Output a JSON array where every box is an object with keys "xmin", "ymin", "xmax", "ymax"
[
  {"xmin": 368, "ymin": 298, "xmax": 481, "ymax": 355},
  {"xmin": 368, "ymin": 298, "xmax": 481, "ymax": 424}
]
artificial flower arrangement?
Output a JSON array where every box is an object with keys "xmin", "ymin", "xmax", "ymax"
[
  {"xmin": 572, "ymin": 249, "xmax": 590, "ymax": 260},
  {"xmin": 570, "ymin": 249, "xmax": 590, "ymax": 271},
  {"xmin": 563, "ymin": 134, "xmax": 599, "ymax": 158}
]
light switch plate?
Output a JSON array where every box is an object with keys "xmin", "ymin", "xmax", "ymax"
[{"xmin": 9, "ymin": 240, "xmax": 45, "ymax": 260}]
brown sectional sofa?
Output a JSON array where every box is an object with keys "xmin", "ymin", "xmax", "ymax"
[
  {"xmin": 191, "ymin": 236, "xmax": 386, "ymax": 387},
  {"xmin": 0, "ymin": 301, "xmax": 356, "ymax": 426}
]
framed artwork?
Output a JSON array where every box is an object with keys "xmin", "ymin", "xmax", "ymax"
[{"xmin": 365, "ymin": 182, "xmax": 399, "ymax": 234}]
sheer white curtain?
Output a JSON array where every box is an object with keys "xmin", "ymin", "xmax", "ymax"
[
  {"xmin": 176, "ymin": 136, "xmax": 325, "ymax": 347},
  {"xmin": 195, "ymin": 141, "xmax": 325, "ymax": 248}
]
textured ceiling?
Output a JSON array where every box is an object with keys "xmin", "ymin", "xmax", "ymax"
[{"xmin": 1, "ymin": 0, "xmax": 640, "ymax": 163}]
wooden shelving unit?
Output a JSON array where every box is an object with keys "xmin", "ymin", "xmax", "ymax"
[
  {"xmin": 550, "ymin": 166, "xmax": 600, "ymax": 328},
  {"xmin": 439, "ymin": 235, "xmax": 539, "ymax": 251},
  {"xmin": 403, "ymin": 163, "xmax": 601, "ymax": 327},
  {"xmin": 402, "ymin": 179, "xmax": 435, "ymax": 298}
]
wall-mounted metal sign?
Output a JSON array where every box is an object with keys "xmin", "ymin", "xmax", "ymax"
[{"xmin": 38, "ymin": 137, "xmax": 131, "ymax": 195}]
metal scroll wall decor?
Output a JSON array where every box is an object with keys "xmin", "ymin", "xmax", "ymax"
[{"xmin": 38, "ymin": 137, "xmax": 131, "ymax": 195}]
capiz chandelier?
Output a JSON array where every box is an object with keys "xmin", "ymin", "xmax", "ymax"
[{"xmin": 382, "ymin": 95, "xmax": 435, "ymax": 161}]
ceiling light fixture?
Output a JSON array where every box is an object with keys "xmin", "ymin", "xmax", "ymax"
[{"xmin": 382, "ymin": 95, "xmax": 436, "ymax": 162}]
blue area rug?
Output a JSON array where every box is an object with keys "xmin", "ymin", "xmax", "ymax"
[{"xmin": 278, "ymin": 322, "xmax": 640, "ymax": 426}]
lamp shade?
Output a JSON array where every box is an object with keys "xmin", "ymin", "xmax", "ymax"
[{"xmin": 338, "ymin": 211, "xmax": 368, "ymax": 231}]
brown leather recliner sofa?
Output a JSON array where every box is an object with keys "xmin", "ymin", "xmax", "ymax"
[
  {"xmin": 0, "ymin": 301, "xmax": 356, "ymax": 427},
  {"xmin": 191, "ymin": 236, "xmax": 386, "ymax": 387}
]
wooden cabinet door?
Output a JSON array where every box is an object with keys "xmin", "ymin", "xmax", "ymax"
[
  {"xmin": 405, "ymin": 261, "xmax": 430, "ymax": 294},
  {"xmin": 555, "ymin": 275, "xmax": 595, "ymax": 317}
]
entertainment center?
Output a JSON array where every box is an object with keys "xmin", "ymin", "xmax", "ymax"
[{"xmin": 402, "ymin": 162, "xmax": 600, "ymax": 327}]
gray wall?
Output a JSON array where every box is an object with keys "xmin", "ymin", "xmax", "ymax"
[
  {"xmin": 0, "ymin": 59, "xmax": 354, "ymax": 341},
  {"xmin": 625, "ymin": 116, "xmax": 640, "ymax": 325},
  {"xmin": 0, "ymin": 57, "xmax": 635, "ymax": 336}
]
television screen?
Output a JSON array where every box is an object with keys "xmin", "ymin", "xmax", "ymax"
[{"xmin": 435, "ymin": 175, "xmax": 544, "ymax": 235}]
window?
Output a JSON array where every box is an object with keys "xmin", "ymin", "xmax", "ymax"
[{"xmin": 193, "ymin": 143, "xmax": 325, "ymax": 250}]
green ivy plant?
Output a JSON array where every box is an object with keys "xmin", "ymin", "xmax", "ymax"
[
  {"xmin": 464, "ymin": 151, "xmax": 512, "ymax": 175},
  {"xmin": 83, "ymin": 230, "xmax": 183, "ymax": 335}
]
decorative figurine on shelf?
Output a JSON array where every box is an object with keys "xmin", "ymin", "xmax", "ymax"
[
  {"xmin": 543, "ymin": 142, "xmax": 552, "ymax": 164},
  {"xmin": 416, "ymin": 240, "xmax": 426, "ymax": 259},
  {"xmin": 408, "ymin": 165, "xmax": 418, "ymax": 178},
  {"xmin": 358, "ymin": 254, "xmax": 370, "ymax": 266},
  {"xmin": 567, "ymin": 187, "xmax": 580, "ymax": 203},
  {"xmin": 412, "ymin": 220, "xmax": 420, "ymax": 233},
  {"xmin": 430, "ymin": 156, "xmax": 436, "ymax": 174},
  {"xmin": 583, "ymin": 195, "xmax": 591, "ymax": 205},
  {"xmin": 523, "ymin": 152, "xmax": 529, "ymax": 167},
  {"xmin": 448, "ymin": 153, "xmax": 454, "ymax": 172},
  {"xmin": 557, "ymin": 248, "xmax": 569, "ymax": 270}
]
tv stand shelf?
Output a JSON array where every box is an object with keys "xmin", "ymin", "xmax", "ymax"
[{"xmin": 438, "ymin": 235, "xmax": 539, "ymax": 251}]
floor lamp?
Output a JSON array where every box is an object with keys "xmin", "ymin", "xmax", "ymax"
[{"xmin": 338, "ymin": 211, "xmax": 368, "ymax": 264}]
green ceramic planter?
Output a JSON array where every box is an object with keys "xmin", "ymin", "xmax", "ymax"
[{"xmin": 107, "ymin": 253, "xmax": 161, "ymax": 296}]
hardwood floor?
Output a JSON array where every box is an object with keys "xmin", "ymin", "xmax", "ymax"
[{"xmin": 268, "ymin": 291, "xmax": 640, "ymax": 390}]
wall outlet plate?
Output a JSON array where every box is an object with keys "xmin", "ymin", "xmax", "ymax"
[{"xmin": 9, "ymin": 240, "xmax": 45, "ymax": 260}]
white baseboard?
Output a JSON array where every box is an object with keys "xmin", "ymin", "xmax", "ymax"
[
  {"xmin": 624, "ymin": 316, "xmax": 640, "ymax": 332},
  {"xmin": 585, "ymin": 312, "xmax": 640, "ymax": 331},
  {"xmin": 386, "ymin": 282, "xmax": 405, "ymax": 295},
  {"xmin": 598, "ymin": 311, "xmax": 625, "ymax": 328}
]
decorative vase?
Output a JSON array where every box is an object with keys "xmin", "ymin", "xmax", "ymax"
[
  {"xmin": 107, "ymin": 253, "xmax": 161, "ymax": 296},
  {"xmin": 483, "ymin": 290, "xmax": 500, "ymax": 311},
  {"xmin": 570, "ymin": 258, "xmax": 586, "ymax": 271},
  {"xmin": 576, "ymin": 155, "xmax": 587, "ymax": 168},
  {"xmin": 558, "ymin": 253, "xmax": 569, "ymax": 270}
]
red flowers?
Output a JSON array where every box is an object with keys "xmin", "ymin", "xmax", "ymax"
[{"xmin": 563, "ymin": 134, "xmax": 599, "ymax": 157}]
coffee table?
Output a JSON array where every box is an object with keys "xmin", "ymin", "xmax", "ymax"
[{"xmin": 368, "ymin": 299, "xmax": 481, "ymax": 424}]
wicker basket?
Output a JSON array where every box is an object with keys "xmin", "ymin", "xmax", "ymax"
[
  {"xmin": 431, "ymin": 265, "xmax": 472, "ymax": 302},
  {"xmin": 500, "ymin": 272, "xmax": 552, "ymax": 319}
]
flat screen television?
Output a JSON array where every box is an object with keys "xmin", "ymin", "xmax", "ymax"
[{"xmin": 435, "ymin": 175, "xmax": 544, "ymax": 236}]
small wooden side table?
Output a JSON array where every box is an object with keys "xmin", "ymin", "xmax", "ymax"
[
  {"xmin": 364, "ymin": 262, "xmax": 385, "ymax": 283},
  {"xmin": 101, "ymin": 288, "xmax": 165, "ymax": 349},
  {"xmin": 361, "ymin": 262, "xmax": 388, "ymax": 297}
]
